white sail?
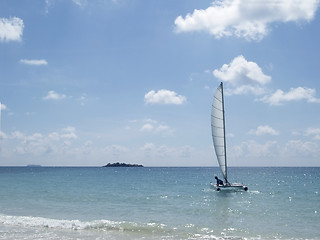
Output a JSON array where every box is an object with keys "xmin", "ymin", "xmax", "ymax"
[{"xmin": 211, "ymin": 82, "xmax": 228, "ymax": 182}]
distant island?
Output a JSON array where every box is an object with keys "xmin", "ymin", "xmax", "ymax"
[{"xmin": 103, "ymin": 162, "xmax": 143, "ymax": 167}]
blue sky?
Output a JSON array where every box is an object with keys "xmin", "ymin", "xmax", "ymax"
[{"xmin": 1, "ymin": 0, "xmax": 320, "ymax": 166}]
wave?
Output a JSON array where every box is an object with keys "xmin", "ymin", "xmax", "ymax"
[
  {"xmin": 0, "ymin": 213, "xmax": 273, "ymax": 240},
  {"xmin": 0, "ymin": 214, "xmax": 169, "ymax": 233}
]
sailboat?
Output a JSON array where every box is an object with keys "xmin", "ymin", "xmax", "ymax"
[{"xmin": 210, "ymin": 82, "xmax": 248, "ymax": 191}]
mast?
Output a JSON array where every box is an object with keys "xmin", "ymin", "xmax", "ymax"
[{"xmin": 220, "ymin": 83, "xmax": 228, "ymax": 183}]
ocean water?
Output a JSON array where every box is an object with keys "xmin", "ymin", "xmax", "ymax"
[{"xmin": 0, "ymin": 167, "xmax": 319, "ymax": 240}]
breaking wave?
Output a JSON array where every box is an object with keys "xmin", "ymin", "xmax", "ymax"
[
  {"xmin": 0, "ymin": 213, "xmax": 252, "ymax": 240},
  {"xmin": 0, "ymin": 214, "xmax": 170, "ymax": 233}
]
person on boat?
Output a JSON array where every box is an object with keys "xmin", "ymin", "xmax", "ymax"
[{"xmin": 215, "ymin": 176, "xmax": 224, "ymax": 186}]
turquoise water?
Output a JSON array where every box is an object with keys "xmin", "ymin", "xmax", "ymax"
[{"xmin": 0, "ymin": 167, "xmax": 319, "ymax": 239}]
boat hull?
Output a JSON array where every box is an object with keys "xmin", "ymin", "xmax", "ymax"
[{"xmin": 210, "ymin": 182, "xmax": 248, "ymax": 192}]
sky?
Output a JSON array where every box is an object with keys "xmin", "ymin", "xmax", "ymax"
[{"xmin": 0, "ymin": 0, "xmax": 320, "ymax": 167}]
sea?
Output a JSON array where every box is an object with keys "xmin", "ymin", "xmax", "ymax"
[{"xmin": 0, "ymin": 167, "xmax": 319, "ymax": 240}]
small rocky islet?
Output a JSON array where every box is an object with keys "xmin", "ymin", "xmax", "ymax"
[{"xmin": 102, "ymin": 162, "xmax": 143, "ymax": 167}]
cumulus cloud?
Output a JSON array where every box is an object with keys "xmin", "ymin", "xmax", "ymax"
[
  {"xmin": 213, "ymin": 56, "xmax": 320, "ymax": 105},
  {"xmin": 230, "ymin": 139, "xmax": 320, "ymax": 166},
  {"xmin": 213, "ymin": 55, "xmax": 271, "ymax": 95},
  {"xmin": 140, "ymin": 123, "xmax": 154, "ymax": 132},
  {"xmin": 61, "ymin": 126, "xmax": 77, "ymax": 141},
  {"xmin": 283, "ymin": 140, "xmax": 319, "ymax": 158},
  {"xmin": 8, "ymin": 127, "xmax": 78, "ymax": 156},
  {"xmin": 139, "ymin": 119, "xmax": 172, "ymax": 135},
  {"xmin": 156, "ymin": 125, "xmax": 170, "ymax": 132},
  {"xmin": 249, "ymin": 125, "xmax": 279, "ymax": 136},
  {"xmin": 174, "ymin": 0, "xmax": 319, "ymax": 40},
  {"xmin": 144, "ymin": 89, "xmax": 186, "ymax": 105},
  {"xmin": 260, "ymin": 87, "xmax": 320, "ymax": 106},
  {"xmin": 140, "ymin": 143, "xmax": 195, "ymax": 162},
  {"xmin": 140, "ymin": 142, "xmax": 156, "ymax": 152},
  {"xmin": 140, "ymin": 123, "xmax": 170, "ymax": 133},
  {"xmin": 0, "ymin": 17, "xmax": 24, "ymax": 42},
  {"xmin": 239, "ymin": 140, "xmax": 279, "ymax": 158},
  {"xmin": 43, "ymin": 90, "xmax": 67, "ymax": 100},
  {"xmin": 20, "ymin": 59, "xmax": 48, "ymax": 66},
  {"xmin": 305, "ymin": 128, "xmax": 320, "ymax": 140}
]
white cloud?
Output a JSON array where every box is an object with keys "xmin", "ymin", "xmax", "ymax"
[
  {"xmin": 144, "ymin": 89, "xmax": 186, "ymax": 105},
  {"xmin": 236, "ymin": 140, "xmax": 279, "ymax": 158},
  {"xmin": 305, "ymin": 128, "xmax": 320, "ymax": 140},
  {"xmin": 260, "ymin": 87, "xmax": 320, "ymax": 106},
  {"xmin": 48, "ymin": 132, "xmax": 60, "ymax": 141},
  {"xmin": 140, "ymin": 142, "xmax": 156, "ymax": 152},
  {"xmin": 156, "ymin": 125, "xmax": 170, "ymax": 132},
  {"xmin": 0, "ymin": 131, "xmax": 6, "ymax": 139},
  {"xmin": 11, "ymin": 131, "xmax": 25, "ymax": 140},
  {"xmin": 0, "ymin": 103, "xmax": 7, "ymax": 111},
  {"xmin": 230, "ymin": 139, "xmax": 320, "ymax": 166},
  {"xmin": 104, "ymin": 144, "xmax": 128, "ymax": 156},
  {"xmin": 283, "ymin": 140, "xmax": 319, "ymax": 158},
  {"xmin": 20, "ymin": 59, "xmax": 48, "ymax": 66},
  {"xmin": 213, "ymin": 55, "xmax": 271, "ymax": 95},
  {"xmin": 174, "ymin": 0, "xmax": 319, "ymax": 40},
  {"xmin": 46, "ymin": 0, "xmax": 87, "ymax": 13},
  {"xmin": 10, "ymin": 128, "xmax": 78, "ymax": 143},
  {"xmin": 2, "ymin": 126, "xmax": 319, "ymax": 166},
  {"xmin": 72, "ymin": 0, "xmax": 87, "ymax": 8},
  {"xmin": 44, "ymin": 0, "xmax": 54, "ymax": 14},
  {"xmin": 0, "ymin": 103, "xmax": 6, "ymax": 138},
  {"xmin": 7, "ymin": 127, "xmax": 78, "ymax": 156},
  {"xmin": 139, "ymin": 119, "xmax": 172, "ymax": 135},
  {"xmin": 77, "ymin": 93, "xmax": 88, "ymax": 106},
  {"xmin": 140, "ymin": 143, "xmax": 196, "ymax": 165},
  {"xmin": 249, "ymin": 125, "xmax": 279, "ymax": 136},
  {"xmin": 43, "ymin": 90, "xmax": 67, "ymax": 100},
  {"xmin": 214, "ymin": 56, "xmax": 271, "ymax": 85},
  {"xmin": 61, "ymin": 127, "xmax": 77, "ymax": 140},
  {"xmin": 140, "ymin": 123, "xmax": 154, "ymax": 132},
  {"xmin": 213, "ymin": 57, "xmax": 320, "ymax": 105},
  {"xmin": 0, "ymin": 17, "xmax": 24, "ymax": 42}
]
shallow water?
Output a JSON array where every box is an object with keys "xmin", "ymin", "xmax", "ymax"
[{"xmin": 0, "ymin": 167, "xmax": 319, "ymax": 239}]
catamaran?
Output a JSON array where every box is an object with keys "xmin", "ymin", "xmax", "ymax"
[{"xmin": 210, "ymin": 82, "xmax": 248, "ymax": 192}]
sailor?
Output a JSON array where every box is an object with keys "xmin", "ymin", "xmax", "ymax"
[{"xmin": 215, "ymin": 176, "xmax": 224, "ymax": 186}]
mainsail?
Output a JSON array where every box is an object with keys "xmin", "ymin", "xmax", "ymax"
[{"xmin": 211, "ymin": 82, "xmax": 228, "ymax": 183}]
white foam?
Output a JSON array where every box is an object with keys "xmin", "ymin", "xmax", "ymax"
[
  {"xmin": 0, "ymin": 214, "xmax": 266, "ymax": 240},
  {"xmin": 0, "ymin": 214, "xmax": 117, "ymax": 231}
]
